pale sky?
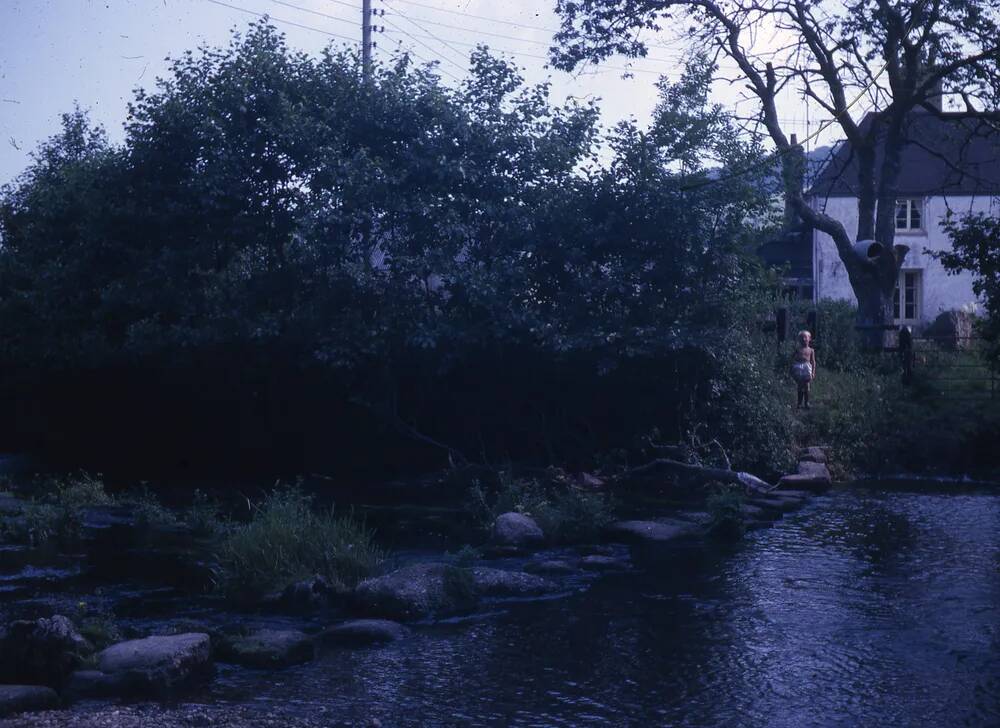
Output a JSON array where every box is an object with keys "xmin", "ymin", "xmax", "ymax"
[{"xmin": 0, "ymin": 0, "xmax": 829, "ymax": 185}]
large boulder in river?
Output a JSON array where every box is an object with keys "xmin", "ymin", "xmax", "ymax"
[
  {"xmin": 0, "ymin": 615, "xmax": 92, "ymax": 688},
  {"xmin": 65, "ymin": 633, "xmax": 211, "ymax": 699},
  {"xmin": 217, "ymin": 629, "xmax": 314, "ymax": 669},
  {"xmin": 354, "ymin": 564, "xmax": 556, "ymax": 621},
  {"xmin": 491, "ymin": 512, "xmax": 544, "ymax": 547},
  {"xmin": 354, "ymin": 563, "xmax": 479, "ymax": 621},
  {"xmin": 0, "ymin": 685, "xmax": 60, "ymax": 718}
]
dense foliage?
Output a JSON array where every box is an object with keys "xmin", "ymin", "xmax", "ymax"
[
  {"xmin": 0, "ymin": 23, "xmax": 788, "ymax": 477},
  {"xmin": 938, "ymin": 213, "xmax": 1000, "ymax": 362}
]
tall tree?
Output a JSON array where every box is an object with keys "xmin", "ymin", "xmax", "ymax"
[{"xmin": 551, "ymin": 0, "xmax": 1000, "ymax": 339}]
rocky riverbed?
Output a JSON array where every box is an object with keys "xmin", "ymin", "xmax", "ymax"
[{"xmin": 0, "ymin": 453, "xmax": 835, "ymax": 724}]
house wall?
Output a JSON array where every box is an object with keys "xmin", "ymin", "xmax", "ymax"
[{"xmin": 810, "ymin": 194, "xmax": 997, "ymax": 328}]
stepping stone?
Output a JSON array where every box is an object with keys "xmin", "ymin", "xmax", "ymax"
[
  {"xmin": 0, "ymin": 685, "xmax": 59, "ymax": 717},
  {"xmin": 605, "ymin": 519, "xmax": 701, "ymax": 544},
  {"xmin": 65, "ymin": 633, "xmax": 211, "ymax": 699},
  {"xmin": 770, "ymin": 490, "xmax": 811, "ymax": 501},
  {"xmin": 524, "ymin": 560, "xmax": 576, "ymax": 576},
  {"xmin": 797, "ymin": 460, "xmax": 832, "ymax": 481},
  {"xmin": 777, "ymin": 474, "xmax": 828, "ymax": 492},
  {"xmin": 319, "ymin": 619, "xmax": 408, "ymax": 647},
  {"xmin": 580, "ymin": 555, "xmax": 630, "ymax": 571}
]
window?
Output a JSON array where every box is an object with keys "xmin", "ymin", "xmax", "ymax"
[
  {"xmin": 895, "ymin": 198, "xmax": 923, "ymax": 232},
  {"xmin": 893, "ymin": 270, "xmax": 922, "ymax": 322}
]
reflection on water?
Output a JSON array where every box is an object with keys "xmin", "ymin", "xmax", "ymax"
[{"xmin": 206, "ymin": 489, "xmax": 1000, "ymax": 727}]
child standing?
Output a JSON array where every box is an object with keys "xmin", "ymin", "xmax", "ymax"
[{"xmin": 791, "ymin": 330, "xmax": 817, "ymax": 409}]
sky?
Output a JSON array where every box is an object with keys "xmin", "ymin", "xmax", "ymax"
[{"xmin": 0, "ymin": 0, "xmax": 830, "ymax": 185}]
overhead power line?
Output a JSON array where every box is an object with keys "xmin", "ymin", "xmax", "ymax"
[
  {"xmin": 384, "ymin": 11, "xmax": 694, "ymax": 65},
  {"xmin": 379, "ymin": 15, "xmax": 467, "ymax": 80},
  {"xmin": 384, "ymin": 3, "xmax": 473, "ymax": 68},
  {"xmin": 380, "ymin": 29, "xmax": 680, "ymax": 76},
  {"xmin": 381, "ymin": 0, "xmax": 692, "ymax": 53},
  {"xmin": 204, "ymin": 0, "xmax": 360, "ymax": 43},
  {"xmin": 266, "ymin": 0, "xmax": 357, "ymax": 26}
]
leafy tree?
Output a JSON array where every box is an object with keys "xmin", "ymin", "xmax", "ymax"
[
  {"xmin": 0, "ymin": 22, "xmax": 787, "ymax": 474},
  {"xmin": 937, "ymin": 213, "xmax": 1000, "ymax": 359},
  {"xmin": 551, "ymin": 0, "xmax": 1000, "ymax": 341}
]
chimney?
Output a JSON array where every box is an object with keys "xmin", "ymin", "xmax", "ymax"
[{"xmin": 783, "ymin": 133, "xmax": 806, "ymax": 229}]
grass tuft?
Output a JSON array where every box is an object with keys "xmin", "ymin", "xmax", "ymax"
[{"xmin": 213, "ymin": 485, "xmax": 385, "ymax": 600}]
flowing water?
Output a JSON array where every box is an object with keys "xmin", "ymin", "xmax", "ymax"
[
  {"xmin": 4, "ymin": 485, "xmax": 1000, "ymax": 726},
  {"xmin": 204, "ymin": 486, "xmax": 1000, "ymax": 727}
]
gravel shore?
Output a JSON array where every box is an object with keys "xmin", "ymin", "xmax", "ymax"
[{"xmin": 0, "ymin": 703, "xmax": 382, "ymax": 728}]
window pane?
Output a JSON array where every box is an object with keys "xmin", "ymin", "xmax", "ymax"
[
  {"xmin": 895, "ymin": 201, "xmax": 908, "ymax": 229},
  {"xmin": 910, "ymin": 202, "xmax": 921, "ymax": 229},
  {"xmin": 903, "ymin": 272, "xmax": 918, "ymax": 320}
]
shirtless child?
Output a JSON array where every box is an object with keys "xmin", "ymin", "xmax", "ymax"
[{"xmin": 791, "ymin": 330, "xmax": 817, "ymax": 409}]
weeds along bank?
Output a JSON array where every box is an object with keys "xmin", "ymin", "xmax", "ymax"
[
  {"xmin": 789, "ymin": 300, "xmax": 1000, "ymax": 479},
  {"xmin": 0, "ymin": 21, "xmax": 794, "ymax": 480}
]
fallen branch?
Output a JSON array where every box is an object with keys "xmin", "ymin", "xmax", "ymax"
[{"xmin": 615, "ymin": 458, "xmax": 779, "ymax": 495}]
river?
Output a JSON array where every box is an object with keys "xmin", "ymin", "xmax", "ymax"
[
  {"xmin": 3, "ymin": 484, "xmax": 999, "ymax": 727},
  {"xmin": 206, "ymin": 486, "xmax": 1000, "ymax": 726}
]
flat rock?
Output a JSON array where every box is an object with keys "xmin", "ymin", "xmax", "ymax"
[
  {"xmin": 354, "ymin": 563, "xmax": 478, "ymax": 621},
  {"xmin": 0, "ymin": 685, "xmax": 59, "ymax": 717},
  {"xmin": 605, "ymin": 519, "xmax": 701, "ymax": 544},
  {"xmin": 67, "ymin": 633, "xmax": 211, "ymax": 698},
  {"xmin": 797, "ymin": 461, "xmax": 832, "ymax": 481},
  {"xmin": 770, "ymin": 489, "xmax": 811, "ymax": 501},
  {"xmin": 524, "ymin": 560, "xmax": 576, "ymax": 575},
  {"xmin": 319, "ymin": 619, "xmax": 409, "ymax": 646},
  {"xmin": 492, "ymin": 512, "xmax": 544, "ymax": 547},
  {"xmin": 468, "ymin": 567, "xmax": 556, "ymax": 597},
  {"xmin": 217, "ymin": 629, "xmax": 313, "ymax": 669},
  {"xmin": 780, "ymin": 461, "xmax": 833, "ymax": 491},
  {"xmin": 580, "ymin": 555, "xmax": 630, "ymax": 571}
]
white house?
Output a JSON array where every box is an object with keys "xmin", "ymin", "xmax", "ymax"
[{"xmin": 807, "ymin": 110, "xmax": 1000, "ymax": 329}]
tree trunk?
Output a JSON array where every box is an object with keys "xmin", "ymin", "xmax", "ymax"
[{"xmin": 850, "ymin": 258, "xmax": 900, "ymax": 349}]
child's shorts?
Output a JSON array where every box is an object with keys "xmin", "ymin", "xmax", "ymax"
[{"xmin": 791, "ymin": 362, "xmax": 813, "ymax": 383}]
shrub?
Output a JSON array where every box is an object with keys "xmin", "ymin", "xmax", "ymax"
[
  {"xmin": 799, "ymin": 368, "xmax": 900, "ymax": 473},
  {"xmin": 214, "ymin": 485, "xmax": 384, "ymax": 600},
  {"xmin": 183, "ymin": 489, "xmax": 226, "ymax": 537},
  {"xmin": 120, "ymin": 485, "xmax": 177, "ymax": 528},
  {"xmin": 707, "ymin": 334, "xmax": 797, "ymax": 478}
]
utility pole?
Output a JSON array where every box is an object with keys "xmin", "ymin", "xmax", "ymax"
[{"xmin": 362, "ymin": 0, "xmax": 373, "ymax": 82}]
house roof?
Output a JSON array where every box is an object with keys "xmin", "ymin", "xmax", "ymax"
[{"xmin": 808, "ymin": 111, "xmax": 1000, "ymax": 198}]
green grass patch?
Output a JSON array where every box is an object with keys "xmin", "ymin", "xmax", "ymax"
[{"xmin": 213, "ymin": 485, "xmax": 385, "ymax": 601}]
